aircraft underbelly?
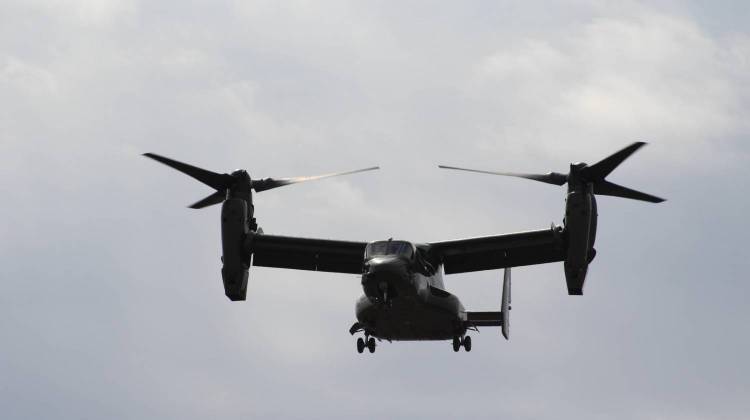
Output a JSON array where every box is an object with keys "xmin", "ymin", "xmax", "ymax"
[{"xmin": 355, "ymin": 292, "xmax": 466, "ymax": 341}]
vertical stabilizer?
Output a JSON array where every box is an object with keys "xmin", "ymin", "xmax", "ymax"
[{"xmin": 501, "ymin": 268, "xmax": 511, "ymax": 339}]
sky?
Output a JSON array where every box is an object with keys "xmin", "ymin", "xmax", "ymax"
[{"xmin": 1, "ymin": 1, "xmax": 749, "ymax": 419}]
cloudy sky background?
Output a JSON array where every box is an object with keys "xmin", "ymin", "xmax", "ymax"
[{"xmin": 2, "ymin": 1, "xmax": 749, "ymax": 419}]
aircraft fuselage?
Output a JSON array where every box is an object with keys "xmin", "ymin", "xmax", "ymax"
[{"xmin": 355, "ymin": 244, "xmax": 467, "ymax": 341}]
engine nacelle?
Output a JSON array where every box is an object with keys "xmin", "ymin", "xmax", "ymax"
[
  {"xmin": 563, "ymin": 185, "xmax": 597, "ymax": 295},
  {"xmin": 221, "ymin": 198, "xmax": 251, "ymax": 301}
]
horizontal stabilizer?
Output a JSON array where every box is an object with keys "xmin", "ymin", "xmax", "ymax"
[
  {"xmin": 466, "ymin": 311, "xmax": 503, "ymax": 327},
  {"xmin": 464, "ymin": 268, "xmax": 511, "ymax": 338}
]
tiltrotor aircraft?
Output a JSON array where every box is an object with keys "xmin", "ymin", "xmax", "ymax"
[{"xmin": 144, "ymin": 142, "xmax": 664, "ymax": 354}]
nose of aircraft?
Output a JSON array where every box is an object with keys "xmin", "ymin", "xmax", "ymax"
[
  {"xmin": 361, "ymin": 256, "xmax": 410, "ymax": 302},
  {"xmin": 365, "ymin": 255, "xmax": 406, "ymax": 273}
]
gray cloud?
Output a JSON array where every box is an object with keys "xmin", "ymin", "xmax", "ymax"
[{"xmin": 1, "ymin": 1, "xmax": 749, "ymax": 419}]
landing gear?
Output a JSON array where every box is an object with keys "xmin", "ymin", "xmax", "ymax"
[
  {"xmin": 452, "ymin": 336, "xmax": 472, "ymax": 352},
  {"xmin": 356, "ymin": 335, "xmax": 377, "ymax": 354}
]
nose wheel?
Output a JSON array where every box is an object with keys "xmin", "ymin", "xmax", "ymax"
[
  {"xmin": 356, "ymin": 336, "xmax": 377, "ymax": 354},
  {"xmin": 452, "ymin": 335, "xmax": 472, "ymax": 352}
]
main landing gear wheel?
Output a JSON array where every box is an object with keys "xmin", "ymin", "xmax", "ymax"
[
  {"xmin": 367, "ymin": 337, "xmax": 376, "ymax": 353},
  {"xmin": 463, "ymin": 335, "xmax": 472, "ymax": 352},
  {"xmin": 356, "ymin": 337, "xmax": 365, "ymax": 354},
  {"xmin": 452, "ymin": 336, "xmax": 472, "ymax": 352}
]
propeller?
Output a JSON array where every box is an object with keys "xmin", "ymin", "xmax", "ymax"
[
  {"xmin": 143, "ymin": 153, "xmax": 379, "ymax": 208},
  {"xmin": 439, "ymin": 142, "xmax": 665, "ymax": 203}
]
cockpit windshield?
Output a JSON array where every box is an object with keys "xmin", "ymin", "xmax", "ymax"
[{"xmin": 365, "ymin": 240, "xmax": 414, "ymax": 260}]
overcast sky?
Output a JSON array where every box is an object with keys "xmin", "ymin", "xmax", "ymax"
[{"xmin": 2, "ymin": 1, "xmax": 749, "ymax": 419}]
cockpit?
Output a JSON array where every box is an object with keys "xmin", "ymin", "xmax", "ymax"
[{"xmin": 365, "ymin": 240, "xmax": 414, "ymax": 260}]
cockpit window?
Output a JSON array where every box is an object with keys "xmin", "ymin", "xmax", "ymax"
[{"xmin": 365, "ymin": 240, "xmax": 413, "ymax": 259}]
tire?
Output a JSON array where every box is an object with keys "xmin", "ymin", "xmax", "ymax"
[
  {"xmin": 367, "ymin": 337, "xmax": 376, "ymax": 353},
  {"xmin": 357, "ymin": 337, "xmax": 365, "ymax": 354},
  {"xmin": 452, "ymin": 337, "xmax": 461, "ymax": 352},
  {"xmin": 463, "ymin": 335, "xmax": 472, "ymax": 352}
]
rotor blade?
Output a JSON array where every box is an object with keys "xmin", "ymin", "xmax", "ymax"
[
  {"xmin": 438, "ymin": 165, "xmax": 568, "ymax": 186},
  {"xmin": 143, "ymin": 153, "xmax": 234, "ymax": 191},
  {"xmin": 188, "ymin": 190, "xmax": 226, "ymax": 209},
  {"xmin": 251, "ymin": 166, "xmax": 380, "ymax": 192},
  {"xmin": 593, "ymin": 180, "xmax": 666, "ymax": 203},
  {"xmin": 583, "ymin": 142, "xmax": 647, "ymax": 181}
]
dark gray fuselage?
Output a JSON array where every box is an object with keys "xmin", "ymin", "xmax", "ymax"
[{"xmin": 355, "ymin": 249, "xmax": 467, "ymax": 341}]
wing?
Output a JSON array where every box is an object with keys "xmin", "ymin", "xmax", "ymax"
[
  {"xmin": 427, "ymin": 227, "xmax": 565, "ymax": 274},
  {"xmin": 249, "ymin": 233, "xmax": 366, "ymax": 274}
]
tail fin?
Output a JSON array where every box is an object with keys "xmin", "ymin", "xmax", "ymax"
[
  {"xmin": 464, "ymin": 268, "xmax": 511, "ymax": 339},
  {"xmin": 501, "ymin": 267, "xmax": 511, "ymax": 339}
]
